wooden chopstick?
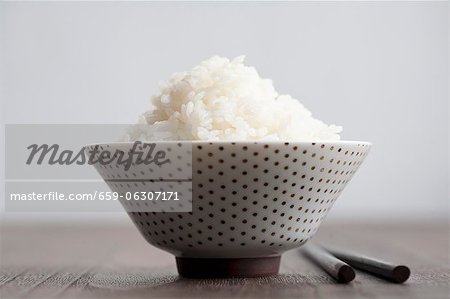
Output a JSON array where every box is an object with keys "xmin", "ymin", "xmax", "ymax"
[
  {"xmin": 324, "ymin": 247, "xmax": 411, "ymax": 283},
  {"xmin": 302, "ymin": 244, "xmax": 355, "ymax": 283}
]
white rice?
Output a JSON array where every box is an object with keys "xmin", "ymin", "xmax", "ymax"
[{"xmin": 125, "ymin": 56, "xmax": 342, "ymax": 141}]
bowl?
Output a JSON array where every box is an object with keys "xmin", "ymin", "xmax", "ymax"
[{"xmin": 86, "ymin": 141, "xmax": 370, "ymax": 278}]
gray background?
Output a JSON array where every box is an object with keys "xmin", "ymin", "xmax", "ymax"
[{"xmin": 0, "ymin": 2, "xmax": 448, "ymax": 223}]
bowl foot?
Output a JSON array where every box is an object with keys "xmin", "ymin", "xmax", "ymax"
[{"xmin": 176, "ymin": 256, "xmax": 281, "ymax": 278}]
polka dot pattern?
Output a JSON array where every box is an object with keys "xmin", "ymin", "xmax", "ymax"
[
  {"xmin": 90, "ymin": 141, "xmax": 370, "ymax": 258},
  {"xmin": 86, "ymin": 142, "xmax": 192, "ymax": 182},
  {"xmin": 85, "ymin": 142, "xmax": 193, "ymax": 213}
]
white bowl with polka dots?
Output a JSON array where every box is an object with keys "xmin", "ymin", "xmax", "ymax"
[{"xmin": 88, "ymin": 141, "xmax": 370, "ymax": 277}]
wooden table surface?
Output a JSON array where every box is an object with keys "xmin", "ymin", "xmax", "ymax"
[{"xmin": 0, "ymin": 221, "xmax": 448, "ymax": 299}]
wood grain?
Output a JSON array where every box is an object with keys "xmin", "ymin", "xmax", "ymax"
[{"xmin": 0, "ymin": 221, "xmax": 448, "ymax": 298}]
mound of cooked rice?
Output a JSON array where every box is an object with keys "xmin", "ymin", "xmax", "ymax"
[{"xmin": 125, "ymin": 56, "xmax": 342, "ymax": 141}]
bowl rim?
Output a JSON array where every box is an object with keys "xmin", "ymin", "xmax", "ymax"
[{"xmin": 85, "ymin": 140, "xmax": 372, "ymax": 148}]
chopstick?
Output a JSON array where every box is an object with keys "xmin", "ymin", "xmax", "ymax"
[
  {"xmin": 302, "ymin": 244, "xmax": 355, "ymax": 283},
  {"xmin": 324, "ymin": 247, "xmax": 411, "ymax": 283}
]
